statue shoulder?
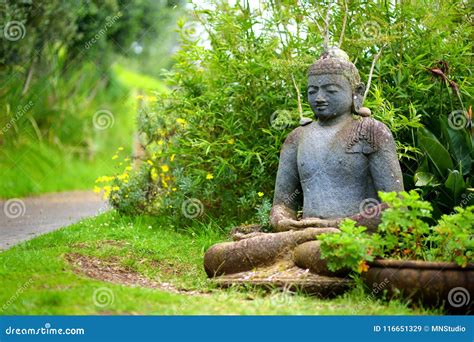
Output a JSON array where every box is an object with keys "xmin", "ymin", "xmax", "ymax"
[
  {"xmin": 346, "ymin": 117, "xmax": 395, "ymax": 154},
  {"xmin": 283, "ymin": 123, "xmax": 309, "ymax": 147}
]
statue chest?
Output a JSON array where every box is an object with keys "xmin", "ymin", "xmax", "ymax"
[{"xmin": 296, "ymin": 128, "xmax": 370, "ymax": 184}]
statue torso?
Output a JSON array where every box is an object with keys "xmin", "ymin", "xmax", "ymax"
[{"xmin": 296, "ymin": 117, "xmax": 378, "ymax": 219}]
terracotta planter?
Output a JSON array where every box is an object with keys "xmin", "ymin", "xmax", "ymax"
[{"xmin": 362, "ymin": 259, "xmax": 473, "ymax": 313}]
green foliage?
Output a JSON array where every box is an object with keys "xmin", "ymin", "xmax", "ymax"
[
  {"xmin": 415, "ymin": 123, "xmax": 473, "ymax": 215},
  {"xmin": 318, "ymin": 191, "xmax": 474, "ymax": 272},
  {"xmin": 319, "ymin": 220, "xmax": 377, "ymax": 273},
  {"xmin": 1, "ymin": 0, "xmax": 180, "ymax": 147},
  {"xmin": 118, "ymin": 0, "xmax": 472, "ymax": 219},
  {"xmin": 378, "ymin": 190, "xmax": 433, "ymax": 260},
  {"xmin": 428, "ymin": 206, "xmax": 474, "ymax": 267},
  {"xmin": 255, "ymin": 198, "xmax": 272, "ymax": 227}
]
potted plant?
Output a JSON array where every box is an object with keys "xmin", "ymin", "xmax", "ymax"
[{"xmin": 318, "ymin": 190, "xmax": 473, "ymax": 312}]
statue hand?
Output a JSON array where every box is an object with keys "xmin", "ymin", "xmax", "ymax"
[
  {"xmin": 291, "ymin": 217, "xmax": 341, "ymax": 228},
  {"xmin": 275, "ymin": 217, "xmax": 340, "ymax": 231}
]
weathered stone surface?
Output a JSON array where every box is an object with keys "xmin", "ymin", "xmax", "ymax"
[
  {"xmin": 294, "ymin": 240, "xmax": 349, "ymax": 277},
  {"xmin": 212, "ymin": 259, "xmax": 353, "ymax": 297},
  {"xmin": 204, "ymin": 227, "xmax": 339, "ymax": 277}
]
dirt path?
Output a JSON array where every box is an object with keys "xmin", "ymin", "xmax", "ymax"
[{"xmin": 0, "ymin": 191, "xmax": 108, "ymax": 251}]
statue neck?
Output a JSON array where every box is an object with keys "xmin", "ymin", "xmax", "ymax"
[{"xmin": 316, "ymin": 112, "xmax": 352, "ymax": 127}]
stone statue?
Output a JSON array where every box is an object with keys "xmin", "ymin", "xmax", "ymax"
[{"xmin": 204, "ymin": 48, "xmax": 404, "ymax": 289}]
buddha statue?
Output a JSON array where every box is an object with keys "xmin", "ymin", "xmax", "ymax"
[{"xmin": 204, "ymin": 48, "xmax": 404, "ymax": 282}]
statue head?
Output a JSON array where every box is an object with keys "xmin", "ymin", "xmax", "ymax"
[{"xmin": 307, "ymin": 47, "xmax": 368, "ymax": 120}]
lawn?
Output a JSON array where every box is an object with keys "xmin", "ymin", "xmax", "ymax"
[{"xmin": 0, "ymin": 212, "xmax": 440, "ymax": 315}]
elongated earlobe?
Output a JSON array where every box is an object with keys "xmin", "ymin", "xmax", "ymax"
[{"xmin": 352, "ymin": 83, "xmax": 371, "ymax": 116}]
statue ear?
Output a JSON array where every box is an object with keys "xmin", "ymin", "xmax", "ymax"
[{"xmin": 352, "ymin": 83, "xmax": 371, "ymax": 116}]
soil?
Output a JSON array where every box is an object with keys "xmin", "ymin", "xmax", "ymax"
[{"xmin": 65, "ymin": 252, "xmax": 205, "ymax": 296}]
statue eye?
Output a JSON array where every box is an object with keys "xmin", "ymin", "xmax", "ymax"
[
  {"xmin": 308, "ymin": 90, "xmax": 316, "ymax": 95},
  {"xmin": 327, "ymin": 88, "xmax": 338, "ymax": 93}
]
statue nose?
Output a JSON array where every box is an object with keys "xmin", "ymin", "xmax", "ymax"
[{"xmin": 315, "ymin": 97, "xmax": 327, "ymax": 104}]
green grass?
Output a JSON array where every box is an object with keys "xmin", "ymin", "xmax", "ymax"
[
  {"xmin": 0, "ymin": 140, "xmax": 127, "ymax": 199},
  {"xmin": 113, "ymin": 64, "xmax": 168, "ymax": 93},
  {"xmin": 0, "ymin": 213, "xmax": 441, "ymax": 315}
]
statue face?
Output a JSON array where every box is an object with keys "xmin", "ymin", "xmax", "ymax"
[{"xmin": 307, "ymin": 74, "xmax": 353, "ymax": 120}]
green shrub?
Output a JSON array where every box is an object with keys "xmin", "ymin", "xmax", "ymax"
[
  {"xmin": 111, "ymin": 0, "xmax": 472, "ymax": 221},
  {"xmin": 318, "ymin": 191, "xmax": 474, "ymax": 273},
  {"xmin": 428, "ymin": 206, "xmax": 474, "ymax": 267}
]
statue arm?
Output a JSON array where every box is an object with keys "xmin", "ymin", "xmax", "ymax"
[
  {"xmin": 349, "ymin": 122, "xmax": 404, "ymax": 231},
  {"xmin": 368, "ymin": 122, "xmax": 404, "ymax": 193},
  {"xmin": 270, "ymin": 129, "xmax": 303, "ymax": 231}
]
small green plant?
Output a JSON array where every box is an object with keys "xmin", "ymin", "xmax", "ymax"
[
  {"xmin": 377, "ymin": 190, "xmax": 433, "ymax": 260},
  {"xmin": 318, "ymin": 191, "xmax": 474, "ymax": 273},
  {"xmin": 255, "ymin": 197, "xmax": 272, "ymax": 228},
  {"xmin": 319, "ymin": 220, "xmax": 379, "ymax": 273},
  {"xmin": 428, "ymin": 206, "xmax": 474, "ymax": 267}
]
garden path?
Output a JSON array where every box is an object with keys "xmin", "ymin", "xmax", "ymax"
[{"xmin": 0, "ymin": 191, "xmax": 108, "ymax": 251}]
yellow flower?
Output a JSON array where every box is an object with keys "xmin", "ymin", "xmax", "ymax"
[
  {"xmin": 161, "ymin": 164, "xmax": 169, "ymax": 172},
  {"xmin": 357, "ymin": 260, "xmax": 369, "ymax": 273},
  {"xmin": 136, "ymin": 94, "xmax": 144, "ymax": 100},
  {"xmin": 206, "ymin": 173, "xmax": 214, "ymax": 180},
  {"xmin": 112, "ymin": 186, "xmax": 120, "ymax": 191},
  {"xmin": 93, "ymin": 186, "xmax": 101, "ymax": 193},
  {"xmin": 258, "ymin": 192, "xmax": 264, "ymax": 197},
  {"xmin": 95, "ymin": 175, "xmax": 115, "ymax": 183},
  {"xmin": 227, "ymin": 138, "xmax": 235, "ymax": 144},
  {"xmin": 172, "ymin": 187, "xmax": 177, "ymax": 191},
  {"xmin": 158, "ymin": 140, "xmax": 164, "ymax": 146},
  {"xmin": 170, "ymin": 154, "xmax": 175, "ymax": 162},
  {"xmin": 117, "ymin": 173, "xmax": 129, "ymax": 181},
  {"xmin": 147, "ymin": 160, "xmax": 153, "ymax": 166},
  {"xmin": 125, "ymin": 166, "xmax": 132, "ymax": 172},
  {"xmin": 112, "ymin": 155, "xmax": 119, "ymax": 160},
  {"xmin": 118, "ymin": 147, "xmax": 124, "ymax": 151},
  {"xmin": 176, "ymin": 118, "xmax": 187, "ymax": 126}
]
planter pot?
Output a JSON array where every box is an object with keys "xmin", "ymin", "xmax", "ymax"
[{"xmin": 362, "ymin": 259, "xmax": 473, "ymax": 313}]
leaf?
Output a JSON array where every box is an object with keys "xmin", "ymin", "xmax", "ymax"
[
  {"xmin": 417, "ymin": 128, "xmax": 453, "ymax": 178},
  {"xmin": 444, "ymin": 169, "xmax": 466, "ymax": 203},
  {"xmin": 414, "ymin": 171, "xmax": 438, "ymax": 187},
  {"xmin": 440, "ymin": 119, "xmax": 472, "ymax": 175}
]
